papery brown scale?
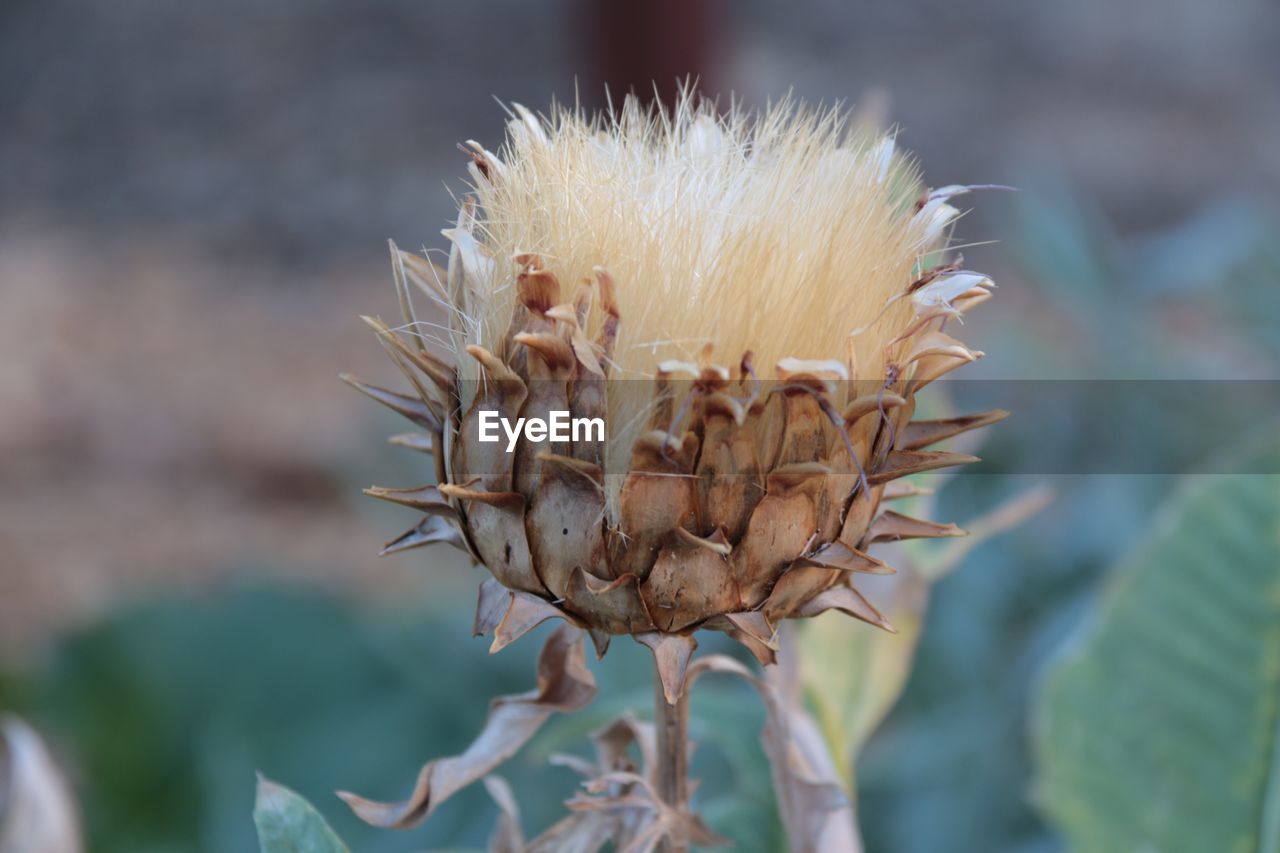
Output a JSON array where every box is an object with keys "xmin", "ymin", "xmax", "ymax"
[
  {"xmin": 641, "ymin": 534, "xmax": 740, "ymax": 632},
  {"xmin": 763, "ymin": 565, "xmax": 843, "ymax": 621},
  {"xmin": 565, "ymin": 568, "xmax": 655, "ymax": 636},
  {"xmin": 525, "ymin": 453, "xmax": 608, "ymax": 599},
  {"xmin": 512, "ymin": 334, "xmax": 575, "ymax": 500},
  {"xmin": 750, "ymin": 394, "xmax": 786, "ymax": 474},
  {"xmin": 774, "ymin": 385, "xmax": 829, "ymax": 467},
  {"xmin": 610, "ymin": 431, "xmax": 699, "ymax": 582},
  {"xmin": 694, "ymin": 392, "xmax": 763, "ymax": 542},
  {"xmin": 441, "ymin": 486, "xmax": 547, "ymax": 596},
  {"xmin": 497, "ymin": 258, "xmax": 560, "ymax": 376},
  {"xmin": 732, "ymin": 465, "xmax": 824, "ymax": 608},
  {"xmin": 864, "ymin": 509, "xmax": 965, "ymax": 544},
  {"xmin": 456, "ymin": 346, "xmax": 527, "ymax": 492},
  {"xmin": 839, "ymin": 486, "xmax": 883, "ymax": 549}
]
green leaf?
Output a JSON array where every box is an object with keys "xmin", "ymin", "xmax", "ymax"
[
  {"xmin": 253, "ymin": 775, "xmax": 349, "ymax": 853},
  {"xmin": 1036, "ymin": 441, "xmax": 1280, "ymax": 852}
]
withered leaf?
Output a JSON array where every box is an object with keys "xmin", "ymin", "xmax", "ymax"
[
  {"xmin": 483, "ymin": 776, "xmax": 524, "ymax": 853},
  {"xmin": 525, "ymin": 812, "xmax": 616, "ymax": 853},
  {"xmin": 688, "ymin": 655, "xmax": 861, "ymax": 853},
  {"xmin": 337, "ymin": 625, "xmax": 596, "ymax": 829}
]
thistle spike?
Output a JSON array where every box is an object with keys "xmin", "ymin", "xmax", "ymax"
[
  {"xmin": 387, "ymin": 432, "xmax": 435, "ymax": 453},
  {"xmin": 899, "ymin": 409, "xmax": 1010, "ymax": 451},
  {"xmin": 863, "ymin": 510, "xmax": 966, "ymax": 544},
  {"xmin": 796, "ymin": 541, "xmax": 895, "ymax": 574},
  {"xmin": 380, "ymin": 515, "xmax": 465, "ymax": 556},
  {"xmin": 388, "ymin": 238, "xmax": 419, "ymax": 336},
  {"xmin": 672, "ymin": 527, "xmax": 732, "ymax": 556},
  {"xmin": 473, "ymin": 578, "xmax": 510, "ymax": 637},
  {"xmin": 340, "ymin": 373, "xmax": 441, "ymax": 431},
  {"xmin": 635, "ymin": 632, "xmax": 697, "ymax": 704},
  {"xmin": 867, "ymin": 449, "xmax": 980, "ymax": 484},
  {"xmin": 491, "ymin": 592, "xmax": 579, "ymax": 653},
  {"xmin": 361, "ymin": 315, "xmax": 454, "ymax": 394},
  {"xmin": 363, "ymin": 484, "xmax": 455, "ymax": 513},
  {"xmin": 795, "ymin": 585, "xmax": 895, "ymax": 632},
  {"xmin": 396, "ymin": 247, "xmax": 448, "ymax": 300}
]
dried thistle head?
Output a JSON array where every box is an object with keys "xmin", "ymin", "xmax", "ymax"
[{"xmin": 347, "ymin": 92, "xmax": 1005, "ymax": 700}]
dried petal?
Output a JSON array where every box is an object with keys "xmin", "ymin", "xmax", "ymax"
[
  {"xmin": 733, "ymin": 466, "xmax": 823, "ymax": 606},
  {"xmin": 796, "ymin": 540, "xmax": 894, "ymax": 575},
  {"xmin": 687, "ymin": 656, "xmax": 858, "ymax": 853},
  {"xmin": 641, "ymin": 540, "xmax": 739, "ymax": 632}
]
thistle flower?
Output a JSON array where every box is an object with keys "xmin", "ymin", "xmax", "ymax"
[{"xmin": 345, "ymin": 93, "xmax": 1005, "ymax": 704}]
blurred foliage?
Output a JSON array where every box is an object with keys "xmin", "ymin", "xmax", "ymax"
[
  {"xmin": 1036, "ymin": 436, "xmax": 1280, "ymax": 852},
  {"xmin": 1005, "ymin": 174, "xmax": 1280, "ymax": 380},
  {"xmin": 0, "ymin": 583, "xmax": 780, "ymax": 852},
  {"xmin": 849, "ymin": 178, "xmax": 1280, "ymax": 853},
  {"xmin": 2, "ymin": 179, "xmax": 1278, "ymax": 852}
]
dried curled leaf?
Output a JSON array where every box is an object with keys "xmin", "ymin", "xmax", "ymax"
[
  {"xmin": 688, "ymin": 656, "xmax": 860, "ymax": 853},
  {"xmin": 525, "ymin": 812, "xmax": 617, "ymax": 853},
  {"xmin": 538, "ymin": 712, "xmax": 725, "ymax": 853},
  {"xmin": 565, "ymin": 770, "xmax": 729, "ymax": 853},
  {"xmin": 337, "ymin": 625, "xmax": 596, "ymax": 829},
  {"xmin": 483, "ymin": 776, "xmax": 524, "ymax": 853}
]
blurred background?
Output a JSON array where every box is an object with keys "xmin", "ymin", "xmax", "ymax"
[{"xmin": 2, "ymin": 1, "xmax": 1278, "ymax": 851}]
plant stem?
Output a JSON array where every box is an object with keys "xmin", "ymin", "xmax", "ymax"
[{"xmin": 654, "ymin": 658, "xmax": 690, "ymax": 853}]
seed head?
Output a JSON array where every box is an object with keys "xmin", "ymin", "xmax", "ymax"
[{"xmin": 348, "ymin": 92, "xmax": 1005, "ymax": 699}]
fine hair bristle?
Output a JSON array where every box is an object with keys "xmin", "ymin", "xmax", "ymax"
[
  {"xmin": 445, "ymin": 90, "xmax": 962, "ymax": 518},
  {"xmin": 471, "ymin": 92, "xmax": 931, "ymax": 379}
]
